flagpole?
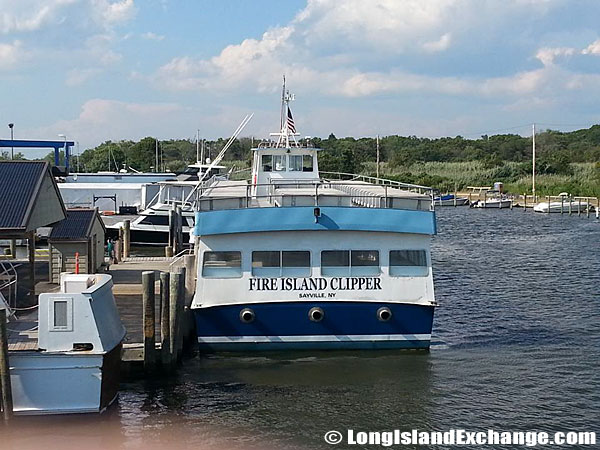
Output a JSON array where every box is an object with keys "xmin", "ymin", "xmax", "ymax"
[{"xmin": 376, "ymin": 135, "xmax": 380, "ymax": 178}]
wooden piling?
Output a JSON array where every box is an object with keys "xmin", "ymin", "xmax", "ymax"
[
  {"xmin": 523, "ymin": 194, "xmax": 527, "ymax": 210},
  {"xmin": 160, "ymin": 272, "xmax": 172, "ymax": 368},
  {"xmin": 578, "ymin": 198, "xmax": 581, "ymax": 216},
  {"xmin": 168, "ymin": 208, "xmax": 176, "ymax": 251},
  {"xmin": 118, "ymin": 227, "xmax": 124, "ymax": 259},
  {"xmin": 169, "ymin": 271, "xmax": 182, "ymax": 365},
  {"xmin": 9, "ymin": 240, "xmax": 16, "ymax": 259},
  {"xmin": 123, "ymin": 219, "xmax": 131, "ymax": 259},
  {"xmin": 568, "ymin": 197, "xmax": 572, "ymax": 216},
  {"xmin": 114, "ymin": 239, "xmax": 121, "ymax": 264},
  {"xmin": 0, "ymin": 309, "xmax": 13, "ymax": 422},
  {"xmin": 142, "ymin": 271, "xmax": 156, "ymax": 371},
  {"xmin": 586, "ymin": 197, "xmax": 590, "ymax": 218},
  {"xmin": 27, "ymin": 231, "xmax": 35, "ymax": 297},
  {"xmin": 176, "ymin": 267, "xmax": 186, "ymax": 359},
  {"xmin": 184, "ymin": 254, "xmax": 195, "ymax": 304}
]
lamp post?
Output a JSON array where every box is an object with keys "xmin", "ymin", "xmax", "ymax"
[{"xmin": 8, "ymin": 123, "xmax": 14, "ymax": 159}]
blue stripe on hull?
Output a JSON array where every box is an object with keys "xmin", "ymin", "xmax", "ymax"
[{"xmin": 194, "ymin": 301, "xmax": 435, "ymax": 351}]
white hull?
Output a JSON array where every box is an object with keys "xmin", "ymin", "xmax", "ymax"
[
  {"xmin": 533, "ymin": 201, "xmax": 593, "ymax": 213},
  {"xmin": 434, "ymin": 197, "xmax": 469, "ymax": 206},
  {"xmin": 472, "ymin": 199, "xmax": 512, "ymax": 208}
]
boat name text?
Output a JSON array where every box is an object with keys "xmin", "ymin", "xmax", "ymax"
[{"xmin": 249, "ymin": 277, "xmax": 382, "ymax": 291}]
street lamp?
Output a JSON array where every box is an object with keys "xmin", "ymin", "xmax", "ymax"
[
  {"xmin": 58, "ymin": 134, "xmax": 67, "ymax": 167},
  {"xmin": 8, "ymin": 123, "xmax": 14, "ymax": 159}
]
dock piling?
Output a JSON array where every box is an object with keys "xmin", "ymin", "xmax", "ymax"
[
  {"xmin": 123, "ymin": 220, "xmax": 131, "ymax": 259},
  {"xmin": 0, "ymin": 309, "xmax": 13, "ymax": 422},
  {"xmin": 160, "ymin": 272, "xmax": 172, "ymax": 368},
  {"xmin": 142, "ymin": 271, "xmax": 156, "ymax": 371},
  {"xmin": 169, "ymin": 271, "xmax": 182, "ymax": 366},
  {"xmin": 176, "ymin": 267, "xmax": 186, "ymax": 360}
]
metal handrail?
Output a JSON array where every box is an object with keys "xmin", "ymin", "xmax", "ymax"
[
  {"xmin": 193, "ymin": 180, "xmax": 433, "ymax": 211},
  {"xmin": 169, "ymin": 248, "xmax": 193, "ymax": 269},
  {"xmin": 0, "ymin": 260, "xmax": 19, "ymax": 308}
]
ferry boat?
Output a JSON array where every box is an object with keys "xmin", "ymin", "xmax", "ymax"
[{"xmin": 190, "ymin": 82, "xmax": 438, "ymax": 351}]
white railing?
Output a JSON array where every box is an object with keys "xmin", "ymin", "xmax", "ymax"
[{"xmin": 195, "ymin": 179, "xmax": 435, "ymax": 212}]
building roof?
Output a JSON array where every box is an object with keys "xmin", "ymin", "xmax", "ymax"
[
  {"xmin": 49, "ymin": 209, "xmax": 104, "ymax": 241},
  {"xmin": 0, "ymin": 161, "xmax": 66, "ymax": 234}
]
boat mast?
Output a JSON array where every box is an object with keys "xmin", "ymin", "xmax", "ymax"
[
  {"xmin": 532, "ymin": 123, "xmax": 536, "ymax": 201},
  {"xmin": 376, "ymin": 135, "xmax": 380, "ymax": 178}
]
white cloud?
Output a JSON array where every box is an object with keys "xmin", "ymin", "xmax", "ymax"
[
  {"xmin": 0, "ymin": 40, "xmax": 25, "ymax": 70},
  {"xmin": 581, "ymin": 38, "xmax": 600, "ymax": 55},
  {"xmin": 422, "ymin": 33, "xmax": 451, "ymax": 53},
  {"xmin": 93, "ymin": 0, "xmax": 137, "ymax": 24},
  {"xmin": 536, "ymin": 47, "xmax": 575, "ymax": 66},
  {"xmin": 141, "ymin": 31, "xmax": 164, "ymax": 41}
]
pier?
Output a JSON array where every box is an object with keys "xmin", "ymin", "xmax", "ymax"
[{"xmin": 108, "ymin": 253, "xmax": 197, "ymax": 373}]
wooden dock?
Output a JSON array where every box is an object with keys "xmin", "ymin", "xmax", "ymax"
[{"xmin": 107, "ymin": 255, "xmax": 197, "ymax": 372}]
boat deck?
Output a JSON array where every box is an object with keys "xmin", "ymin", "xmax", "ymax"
[
  {"xmin": 196, "ymin": 179, "xmax": 433, "ymax": 212},
  {"xmin": 7, "ymin": 311, "xmax": 39, "ymax": 352}
]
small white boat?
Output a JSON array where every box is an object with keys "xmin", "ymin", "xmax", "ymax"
[
  {"xmin": 533, "ymin": 194, "xmax": 594, "ymax": 213},
  {"xmin": 472, "ymin": 198, "xmax": 512, "ymax": 208},
  {"xmin": 434, "ymin": 194, "xmax": 470, "ymax": 206},
  {"xmin": 6, "ymin": 273, "xmax": 126, "ymax": 415}
]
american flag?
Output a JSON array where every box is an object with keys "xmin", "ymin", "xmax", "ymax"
[{"xmin": 287, "ymin": 107, "xmax": 296, "ymax": 134}]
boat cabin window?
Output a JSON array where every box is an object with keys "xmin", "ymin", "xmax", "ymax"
[
  {"xmin": 140, "ymin": 215, "xmax": 169, "ymax": 226},
  {"xmin": 273, "ymin": 154, "xmax": 286, "ymax": 172},
  {"xmin": 303, "ymin": 155, "xmax": 313, "ymax": 172},
  {"xmin": 289, "ymin": 155, "xmax": 303, "ymax": 172},
  {"xmin": 202, "ymin": 251, "xmax": 242, "ymax": 278},
  {"xmin": 252, "ymin": 251, "xmax": 311, "ymax": 277},
  {"xmin": 321, "ymin": 250, "xmax": 380, "ymax": 276},
  {"xmin": 50, "ymin": 298, "xmax": 73, "ymax": 331},
  {"xmin": 389, "ymin": 250, "xmax": 428, "ymax": 277},
  {"xmin": 262, "ymin": 155, "xmax": 272, "ymax": 172}
]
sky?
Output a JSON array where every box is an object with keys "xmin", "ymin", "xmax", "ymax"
[{"xmin": 2, "ymin": 0, "xmax": 600, "ymax": 157}]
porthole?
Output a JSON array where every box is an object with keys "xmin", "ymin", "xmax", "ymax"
[
  {"xmin": 308, "ymin": 307, "xmax": 324, "ymax": 322},
  {"xmin": 239, "ymin": 308, "xmax": 255, "ymax": 323},
  {"xmin": 377, "ymin": 307, "xmax": 392, "ymax": 322}
]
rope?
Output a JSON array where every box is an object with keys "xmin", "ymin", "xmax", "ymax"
[
  {"xmin": 11, "ymin": 304, "xmax": 39, "ymax": 311},
  {"xmin": 7, "ymin": 325, "xmax": 38, "ymax": 333}
]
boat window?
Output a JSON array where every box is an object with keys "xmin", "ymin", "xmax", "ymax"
[
  {"xmin": 53, "ymin": 301, "xmax": 68, "ymax": 328},
  {"xmin": 282, "ymin": 251, "xmax": 310, "ymax": 277},
  {"xmin": 273, "ymin": 154, "xmax": 286, "ymax": 172},
  {"xmin": 303, "ymin": 155, "xmax": 314, "ymax": 172},
  {"xmin": 252, "ymin": 251, "xmax": 280, "ymax": 277},
  {"xmin": 389, "ymin": 250, "xmax": 428, "ymax": 277},
  {"xmin": 252, "ymin": 251, "xmax": 311, "ymax": 277},
  {"xmin": 321, "ymin": 250, "xmax": 350, "ymax": 276},
  {"xmin": 351, "ymin": 250, "xmax": 380, "ymax": 276},
  {"xmin": 50, "ymin": 298, "xmax": 72, "ymax": 331},
  {"xmin": 289, "ymin": 155, "xmax": 303, "ymax": 172},
  {"xmin": 202, "ymin": 251, "xmax": 242, "ymax": 278},
  {"xmin": 139, "ymin": 215, "xmax": 169, "ymax": 226},
  {"xmin": 262, "ymin": 155, "xmax": 272, "ymax": 172}
]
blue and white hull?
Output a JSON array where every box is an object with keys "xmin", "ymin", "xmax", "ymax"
[{"xmin": 195, "ymin": 301, "xmax": 434, "ymax": 351}]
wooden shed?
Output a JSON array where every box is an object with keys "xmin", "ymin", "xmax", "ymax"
[{"xmin": 48, "ymin": 209, "xmax": 106, "ymax": 283}]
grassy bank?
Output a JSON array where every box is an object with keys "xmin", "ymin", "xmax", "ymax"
[{"xmin": 366, "ymin": 161, "xmax": 600, "ymax": 197}]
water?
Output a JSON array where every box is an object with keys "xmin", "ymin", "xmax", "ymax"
[{"xmin": 5, "ymin": 209, "xmax": 599, "ymax": 449}]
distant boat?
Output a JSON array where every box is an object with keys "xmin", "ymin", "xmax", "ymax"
[
  {"xmin": 533, "ymin": 193, "xmax": 594, "ymax": 213},
  {"xmin": 434, "ymin": 194, "xmax": 469, "ymax": 206},
  {"xmin": 471, "ymin": 197, "xmax": 512, "ymax": 209}
]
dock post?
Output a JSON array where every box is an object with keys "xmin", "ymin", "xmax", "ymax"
[
  {"xmin": 123, "ymin": 220, "xmax": 131, "ymax": 259},
  {"xmin": 114, "ymin": 239, "xmax": 121, "ymax": 264},
  {"xmin": 168, "ymin": 208, "xmax": 176, "ymax": 250},
  {"xmin": 184, "ymin": 255, "xmax": 195, "ymax": 304},
  {"xmin": 176, "ymin": 267, "xmax": 186, "ymax": 359},
  {"xmin": 561, "ymin": 196, "xmax": 564, "ymax": 215},
  {"xmin": 176, "ymin": 207, "xmax": 183, "ymax": 254},
  {"xmin": 0, "ymin": 309, "xmax": 13, "ymax": 422},
  {"xmin": 578, "ymin": 198, "xmax": 581, "ymax": 217},
  {"xmin": 118, "ymin": 227, "xmax": 124, "ymax": 259},
  {"xmin": 169, "ymin": 271, "xmax": 182, "ymax": 366},
  {"xmin": 547, "ymin": 195, "xmax": 550, "ymax": 214},
  {"xmin": 9, "ymin": 240, "xmax": 16, "ymax": 259},
  {"xmin": 142, "ymin": 271, "xmax": 156, "ymax": 371},
  {"xmin": 27, "ymin": 231, "xmax": 35, "ymax": 298},
  {"xmin": 160, "ymin": 272, "xmax": 171, "ymax": 368},
  {"xmin": 523, "ymin": 194, "xmax": 526, "ymax": 210},
  {"xmin": 586, "ymin": 198, "xmax": 590, "ymax": 218},
  {"xmin": 568, "ymin": 197, "xmax": 572, "ymax": 216}
]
